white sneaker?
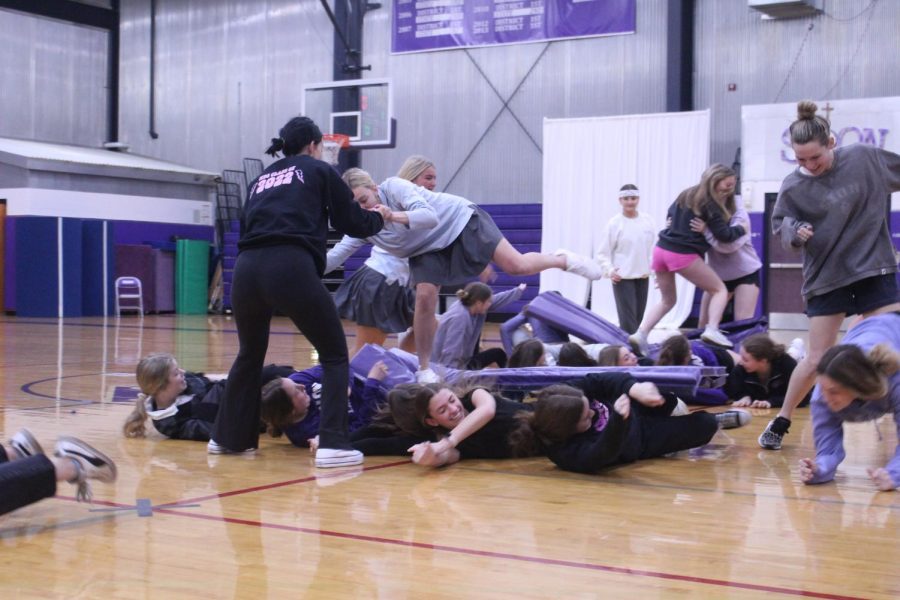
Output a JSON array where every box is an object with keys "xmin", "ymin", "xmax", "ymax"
[
  {"xmin": 315, "ymin": 448, "xmax": 364, "ymax": 468},
  {"xmin": 787, "ymin": 337, "xmax": 806, "ymax": 361},
  {"xmin": 555, "ymin": 249, "xmax": 604, "ymax": 280},
  {"xmin": 627, "ymin": 331, "xmax": 650, "ymax": 356},
  {"xmin": 700, "ymin": 327, "xmax": 733, "ymax": 348},
  {"xmin": 415, "ymin": 368, "xmax": 440, "ymax": 384},
  {"xmin": 55, "ymin": 437, "xmax": 118, "ymax": 502},
  {"xmin": 10, "ymin": 429, "xmax": 44, "ymax": 459},
  {"xmin": 207, "ymin": 439, "xmax": 257, "ymax": 456},
  {"xmin": 671, "ymin": 398, "xmax": 690, "ymax": 416},
  {"xmin": 715, "ymin": 409, "xmax": 751, "ymax": 430}
]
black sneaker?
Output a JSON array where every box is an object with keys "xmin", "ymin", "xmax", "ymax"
[{"xmin": 758, "ymin": 416, "xmax": 792, "ymax": 450}]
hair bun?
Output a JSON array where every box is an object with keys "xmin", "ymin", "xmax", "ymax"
[
  {"xmin": 270, "ymin": 137, "xmax": 285, "ymax": 150},
  {"xmin": 796, "ymin": 100, "xmax": 818, "ymax": 121}
]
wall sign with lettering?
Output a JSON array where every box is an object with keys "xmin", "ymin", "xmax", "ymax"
[{"xmin": 392, "ymin": 0, "xmax": 636, "ymax": 54}]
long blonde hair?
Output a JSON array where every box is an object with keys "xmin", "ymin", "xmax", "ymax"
[
  {"xmin": 680, "ymin": 163, "xmax": 736, "ymax": 219},
  {"xmin": 397, "ymin": 155, "xmax": 435, "ymax": 183},
  {"xmin": 123, "ymin": 353, "xmax": 177, "ymax": 438}
]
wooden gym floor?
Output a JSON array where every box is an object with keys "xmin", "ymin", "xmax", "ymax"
[{"xmin": 0, "ymin": 314, "xmax": 897, "ymax": 599}]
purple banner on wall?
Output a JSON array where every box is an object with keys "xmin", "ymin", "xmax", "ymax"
[{"xmin": 392, "ymin": 0, "xmax": 636, "ymax": 54}]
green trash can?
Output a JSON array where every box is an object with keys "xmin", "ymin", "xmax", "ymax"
[{"xmin": 175, "ymin": 239, "xmax": 209, "ymax": 314}]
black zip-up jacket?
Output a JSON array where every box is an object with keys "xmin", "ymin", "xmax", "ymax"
[
  {"xmin": 656, "ymin": 188, "xmax": 745, "ymax": 256},
  {"xmin": 724, "ymin": 353, "xmax": 809, "ymax": 408},
  {"xmin": 239, "ymin": 155, "xmax": 384, "ymax": 275},
  {"xmin": 148, "ymin": 366, "xmax": 294, "ymax": 441}
]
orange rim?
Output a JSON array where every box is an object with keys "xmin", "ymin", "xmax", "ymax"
[{"xmin": 322, "ymin": 133, "xmax": 351, "ymax": 148}]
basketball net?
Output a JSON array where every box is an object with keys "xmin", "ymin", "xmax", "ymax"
[{"xmin": 321, "ymin": 133, "xmax": 350, "ymax": 166}]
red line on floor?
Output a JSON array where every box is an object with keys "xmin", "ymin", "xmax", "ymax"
[
  {"xmin": 152, "ymin": 508, "xmax": 865, "ymax": 600},
  {"xmin": 55, "ymin": 460, "xmax": 411, "ymax": 508},
  {"xmin": 168, "ymin": 459, "xmax": 410, "ymax": 504}
]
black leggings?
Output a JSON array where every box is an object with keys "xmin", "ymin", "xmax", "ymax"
[
  {"xmin": 619, "ymin": 394, "xmax": 718, "ymax": 462},
  {"xmin": 0, "ymin": 445, "xmax": 57, "ymax": 516},
  {"xmin": 213, "ymin": 245, "xmax": 354, "ymax": 451}
]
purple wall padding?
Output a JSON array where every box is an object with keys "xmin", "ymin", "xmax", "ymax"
[
  {"xmin": 4, "ymin": 217, "xmax": 212, "ymax": 313},
  {"xmin": 113, "ymin": 222, "xmax": 213, "ymax": 246},
  {"xmin": 4, "ymin": 215, "xmax": 16, "ymax": 312}
]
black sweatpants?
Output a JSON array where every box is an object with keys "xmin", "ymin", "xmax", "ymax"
[
  {"xmin": 612, "ymin": 278, "xmax": 649, "ymax": 335},
  {"xmin": 213, "ymin": 245, "xmax": 354, "ymax": 451},
  {"xmin": 619, "ymin": 394, "xmax": 719, "ymax": 462},
  {"xmin": 0, "ymin": 445, "xmax": 57, "ymax": 516}
]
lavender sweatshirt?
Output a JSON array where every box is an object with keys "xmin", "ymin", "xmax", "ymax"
[
  {"xmin": 431, "ymin": 286, "xmax": 525, "ymax": 368},
  {"xmin": 807, "ymin": 313, "xmax": 900, "ymax": 487},
  {"xmin": 704, "ymin": 207, "xmax": 762, "ymax": 282}
]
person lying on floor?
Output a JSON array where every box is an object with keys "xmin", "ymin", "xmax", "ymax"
[
  {"xmin": 507, "ymin": 372, "xmax": 751, "ymax": 475},
  {"xmin": 124, "ymin": 352, "xmax": 294, "ymax": 441},
  {"xmin": 350, "ymin": 381, "xmax": 537, "ymax": 467},
  {"xmin": 260, "ymin": 361, "xmax": 390, "ymax": 450}
]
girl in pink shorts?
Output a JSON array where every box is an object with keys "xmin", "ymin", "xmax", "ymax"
[{"xmin": 628, "ymin": 165, "xmax": 747, "ymax": 355}]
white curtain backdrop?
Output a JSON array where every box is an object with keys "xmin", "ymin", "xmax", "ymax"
[{"xmin": 541, "ymin": 110, "xmax": 710, "ymax": 337}]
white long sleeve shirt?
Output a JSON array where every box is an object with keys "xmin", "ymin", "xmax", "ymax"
[{"xmin": 595, "ymin": 212, "xmax": 656, "ymax": 279}]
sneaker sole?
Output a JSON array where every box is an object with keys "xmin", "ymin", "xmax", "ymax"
[
  {"xmin": 315, "ymin": 457, "xmax": 364, "ymax": 468},
  {"xmin": 56, "ymin": 437, "xmax": 118, "ymax": 483},
  {"xmin": 757, "ymin": 434, "xmax": 782, "ymax": 451},
  {"xmin": 208, "ymin": 448, "xmax": 257, "ymax": 456},
  {"xmin": 700, "ymin": 334, "xmax": 733, "ymax": 348}
]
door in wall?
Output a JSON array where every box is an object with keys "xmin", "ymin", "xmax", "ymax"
[{"xmin": 763, "ymin": 192, "xmax": 806, "ymax": 318}]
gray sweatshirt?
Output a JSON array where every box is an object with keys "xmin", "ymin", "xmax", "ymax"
[
  {"xmin": 772, "ymin": 143, "xmax": 900, "ymax": 300},
  {"xmin": 326, "ymin": 177, "xmax": 475, "ymax": 272},
  {"xmin": 431, "ymin": 286, "xmax": 525, "ymax": 368}
]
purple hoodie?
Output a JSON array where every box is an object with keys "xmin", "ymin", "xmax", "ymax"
[{"xmin": 807, "ymin": 313, "xmax": 900, "ymax": 486}]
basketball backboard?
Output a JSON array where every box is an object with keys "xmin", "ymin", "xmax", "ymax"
[{"xmin": 302, "ymin": 78, "xmax": 395, "ymax": 148}]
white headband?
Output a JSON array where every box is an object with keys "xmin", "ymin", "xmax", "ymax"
[{"xmin": 618, "ymin": 189, "xmax": 639, "ymax": 198}]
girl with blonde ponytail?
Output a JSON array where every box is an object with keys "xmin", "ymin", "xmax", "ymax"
[
  {"xmin": 799, "ymin": 312, "xmax": 900, "ymax": 491},
  {"xmin": 123, "ymin": 353, "xmax": 216, "ymax": 440},
  {"xmin": 124, "ymin": 353, "xmax": 293, "ymax": 442}
]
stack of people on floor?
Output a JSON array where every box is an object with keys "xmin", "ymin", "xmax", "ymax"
[
  {"xmin": 7, "ymin": 100, "xmax": 899, "ymax": 519},
  {"xmin": 118, "ymin": 101, "xmax": 899, "ymax": 492}
]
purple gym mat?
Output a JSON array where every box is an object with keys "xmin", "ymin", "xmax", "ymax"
[{"xmin": 349, "ymin": 344, "xmax": 726, "ymax": 403}]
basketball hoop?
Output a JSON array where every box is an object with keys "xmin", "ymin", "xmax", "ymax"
[{"xmin": 321, "ymin": 133, "xmax": 350, "ymax": 166}]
